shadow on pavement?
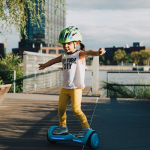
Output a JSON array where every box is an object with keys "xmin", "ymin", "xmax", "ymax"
[
  {"xmin": 0, "ymin": 98, "xmax": 150, "ymax": 150},
  {"xmin": 85, "ymin": 98, "xmax": 150, "ymax": 150},
  {"xmin": 0, "ymin": 98, "xmax": 96, "ymax": 150}
]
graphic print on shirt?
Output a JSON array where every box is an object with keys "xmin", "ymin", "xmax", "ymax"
[{"xmin": 62, "ymin": 57, "xmax": 76, "ymax": 69}]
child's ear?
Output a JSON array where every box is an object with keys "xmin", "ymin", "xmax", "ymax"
[{"xmin": 76, "ymin": 41, "xmax": 80, "ymax": 46}]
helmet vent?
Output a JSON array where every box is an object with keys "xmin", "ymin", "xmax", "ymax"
[
  {"xmin": 72, "ymin": 32, "xmax": 77, "ymax": 36},
  {"xmin": 65, "ymin": 33, "xmax": 69, "ymax": 39}
]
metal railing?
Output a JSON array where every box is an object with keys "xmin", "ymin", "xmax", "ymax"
[
  {"xmin": 106, "ymin": 71, "xmax": 150, "ymax": 97},
  {"xmin": 23, "ymin": 51, "xmax": 63, "ymax": 93},
  {"xmin": 0, "ymin": 70, "xmax": 16, "ymax": 93},
  {"xmin": 23, "ymin": 51, "xmax": 100, "ymax": 95}
]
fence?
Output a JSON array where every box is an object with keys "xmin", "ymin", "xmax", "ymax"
[
  {"xmin": 23, "ymin": 51, "xmax": 100, "ymax": 95},
  {"xmin": 106, "ymin": 71, "xmax": 150, "ymax": 97},
  {"xmin": 23, "ymin": 51, "xmax": 63, "ymax": 93},
  {"xmin": 0, "ymin": 70, "xmax": 16, "ymax": 93}
]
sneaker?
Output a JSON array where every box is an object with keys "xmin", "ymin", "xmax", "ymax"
[
  {"xmin": 76, "ymin": 127, "xmax": 92, "ymax": 138},
  {"xmin": 52, "ymin": 126, "xmax": 68, "ymax": 135}
]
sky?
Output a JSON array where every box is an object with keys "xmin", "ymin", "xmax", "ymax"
[{"xmin": 0, "ymin": 0, "xmax": 150, "ymax": 52}]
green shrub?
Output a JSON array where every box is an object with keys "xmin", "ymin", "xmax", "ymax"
[
  {"xmin": 0, "ymin": 77, "xmax": 4, "ymax": 85},
  {"xmin": 0, "ymin": 53, "xmax": 23, "ymax": 93},
  {"xmin": 102, "ymin": 80, "xmax": 150, "ymax": 99}
]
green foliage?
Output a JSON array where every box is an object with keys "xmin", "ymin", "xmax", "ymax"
[
  {"xmin": 130, "ymin": 50, "xmax": 150, "ymax": 65},
  {"xmin": 0, "ymin": 0, "xmax": 66, "ymax": 39},
  {"xmin": 0, "ymin": 77, "xmax": 4, "ymax": 85},
  {"xmin": 125, "ymin": 54, "xmax": 132, "ymax": 63},
  {"xmin": 99, "ymin": 55, "xmax": 105, "ymax": 65},
  {"xmin": 86, "ymin": 57, "xmax": 92, "ymax": 65},
  {"xmin": 107, "ymin": 60, "xmax": 110, "ymax": 65},
  {"xmin": 0, "ymin": 53, "xmax": 23, "ymax": 93},
  {"xmin": 139, "ymin": 50, "xmax": 150, "ymax": 65},
  {"xmin": 113, "ymin": 49, "xmax": 126, "ymax": 64},
  {"xmin": 130, "ymin": 51, "xmax": 140, "ymax": 65},
  {"xmin": 102, "ymin": 80, "xmax": 150, "ymax": 99}
]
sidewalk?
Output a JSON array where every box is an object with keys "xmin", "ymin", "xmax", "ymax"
[
  {"xmin": 0, "ymin": 93, "xmax": 98, "ymax": 150},
  {"xmin": 0, "ymin": 94, "xmax": 150, "ymax": 150},
  {"xmin": 87, "ymin": 98, "xmax": 150, "ymax": 150}
]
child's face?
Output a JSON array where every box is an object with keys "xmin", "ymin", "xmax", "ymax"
[{"xmin": 62, "ymin": 42, "xmax": 76, "ymax": 53}]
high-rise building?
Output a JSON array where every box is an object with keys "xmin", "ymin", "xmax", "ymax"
[{"xmin": 19, "ymin": 0, "xmax": 66, "ymax": 49}]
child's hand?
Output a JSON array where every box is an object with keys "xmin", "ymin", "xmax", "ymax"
[
  {"xmin": 99, "ymin": 48, "xmax": 106, "ymax": 55},
  {"xmin": 39, "ymin": 64, "xmax": 46, "ymax": 70}
]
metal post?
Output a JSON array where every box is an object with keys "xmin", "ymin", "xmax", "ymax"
[
  {"xmin": 107, "ymin": 72, "xmax": 108, "ymax": 97},
  {"xmin": 14, "ymin": 70, "xmax": 16, "ymax": 93},
  {"xmin": 134, "ymin": 85, "xmax": 135, "ymax": 98},
  {"xmin": 34, "ymin": 55, "xmax": 37, "ymax": 91},
  {"xmin": 92, "ymin": 56, "xmax": 99, "ymax": 96}
]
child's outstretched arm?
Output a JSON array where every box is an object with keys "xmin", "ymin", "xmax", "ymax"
[
  {"xmin": 79, "ymin": 48, "xmax": 106, "ymax": 59},
  {"xmin": 39, "ymin": 55, "xmax": 62, "ymax": 70}
]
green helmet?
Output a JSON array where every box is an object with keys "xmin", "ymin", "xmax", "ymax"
[{"xmin": 59, "ymin": 26, "xmax": 82, "ymax": 43}]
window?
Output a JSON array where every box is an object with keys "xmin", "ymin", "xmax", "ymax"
[
  {"xmin": 42, "ymin": 49, "xmax": 46, "ymax": 53},
  {"xmin": 49, "ymin": 49, "xmax": 56, "ymax": 54},
  {"xmin": 59, "ymin": 49, "xmax": 64, "ymax": 54}
]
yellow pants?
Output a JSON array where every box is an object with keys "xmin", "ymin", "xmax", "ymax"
[{"xmin": 58, "ymin": 88, "xmax": 90, "ymax": 129}]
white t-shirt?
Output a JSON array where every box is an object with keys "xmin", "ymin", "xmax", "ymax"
[{"xmin": 62, "ymin": 50, "xmax": 85, "ymax": 89}]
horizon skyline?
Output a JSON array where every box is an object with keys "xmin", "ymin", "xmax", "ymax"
[{"xmin": 4, "ymin": 41, "xmax": 150, "ymax": 54}]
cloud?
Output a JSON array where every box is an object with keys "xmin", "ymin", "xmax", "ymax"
[
  {"xmin": 66, "ymin": 0, "xmax": 150, "ymax": 10},
  {"xmin": 66, "ymin": 9, "xmax": 150, "ymax": 50},
  {"xmin": 1, "ymin": 1, "xmax": 150, "ymax": 53}
]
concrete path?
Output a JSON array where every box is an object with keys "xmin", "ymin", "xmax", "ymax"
[
  {"xmin": 87, "ymin": 98, "xmax": 150, "ymax": 150},
  {"xmin": 0, "ymin": 94, "xmax": 150, "ymax": 150}
]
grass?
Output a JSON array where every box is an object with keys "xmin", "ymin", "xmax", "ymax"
[{"xmin": 101, "ymin": 80, "xmax": 150, "ymax": 99}]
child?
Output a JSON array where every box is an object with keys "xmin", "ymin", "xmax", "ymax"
[{"xmin": 39, "ymin": 26, "xmax": 106, "ymax": 138}]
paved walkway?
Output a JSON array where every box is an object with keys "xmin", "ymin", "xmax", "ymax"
[{"xmin": 0, "ymin": 94, "xmax": 150, "ymax": 150}]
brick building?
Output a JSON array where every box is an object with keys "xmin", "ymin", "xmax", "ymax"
[
  {"xmin": 12, "ymin": 47, "xmax": 64, "ymax": 58},
  {"xmin": 105, "ymin": 42, "xmax": 150, "ymax": 62}
]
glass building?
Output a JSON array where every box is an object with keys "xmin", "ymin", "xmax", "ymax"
[{"xmin": 19, "ymin": 0, "xmax": 66, "ymax": 48}]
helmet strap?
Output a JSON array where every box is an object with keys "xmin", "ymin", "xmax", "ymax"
[{"xmin": 74, "ymin": 42, "xmax": 77, "ymax": 49}]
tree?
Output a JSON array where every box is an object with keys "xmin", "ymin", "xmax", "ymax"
[
  {"xmin": 86, "ymin": 57, "xmax": 92, "ymax": 65},
  {"xmin": 130, "ymin": 51, "xmax": 140, "ymax": 65},
  {"xmin": 107, "ymin": 60, "xmax": 110, "ymax": 65},
  {"xmin": 113, "ymin": 49, "xmax": 126, "ymax": 64},
  {"xmin": 99, "ymin": 55, "xmax": 105, "ymax": 65},
  {"xmin": 123, "ymin": 54, "xmax": 132, "ymax": 64},
  {"xmin": 0, "ymin": 0, "xmax": 66, "ymax": 38},
  {"xmin": 139, "ymin": 50, "xmax": 150, "ymax": 65}
]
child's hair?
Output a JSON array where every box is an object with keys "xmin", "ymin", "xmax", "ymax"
[{"xmin": 80, "ymin": 43, "xmax": 85, "ymax": 51}]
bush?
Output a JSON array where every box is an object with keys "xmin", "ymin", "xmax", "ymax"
[
  {"xmin": 0, "ymin": 53, "xmax": 23, "ymax": 93},
  {"xmin": 102, "ymin": 80, "xmax": 150, "ymax": 100},
  {"xmin": 0, "ymin": 77, "xmax": 4, "ymax": 85}
]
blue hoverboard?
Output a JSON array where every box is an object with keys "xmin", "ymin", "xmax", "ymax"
[{"xmin": 47, "ymin": 126, "xmax": 99, "ymax": 149}]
